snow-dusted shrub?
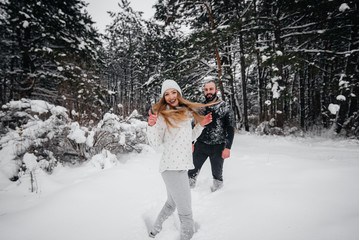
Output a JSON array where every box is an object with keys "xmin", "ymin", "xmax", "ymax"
[
  {"xmin": 0, "ymin": 99, "xmax": 71, "ymax": 178},
  {"xmin": 65, "ymin": 121, "xmax": 92, "ymax": 162},
  {"xmin": 88, "ymin": 110, "xmax": 148, "ymax": 156},
  {"xmin": 339, "ymin": 112, "xmax": 359, "ymax": 139},
  {"xmin": 56, "ymin": 110, "xmax": 147, "ymax": 165},
  {"xmin": 88, "ymin": 149, "xmax": 118, "ymax": 169},
  {"xmin": 255, "ymin": 121, "xmax": 273, "ymax": 135},
  {"xmin": 255, "ymin": 119, "xmax": 304, "ymax": 136},
  {"xmin": 283, "ymin": 126, "xmax": 304, "ymax": 137},
  {"xmin": 0, "ymin": 99, "xmax": 148, "ymax": 181}
]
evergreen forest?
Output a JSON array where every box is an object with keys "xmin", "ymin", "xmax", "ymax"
[{"xmin": 1, "ymin": 0, "xmax": 358, "ymax": 138}]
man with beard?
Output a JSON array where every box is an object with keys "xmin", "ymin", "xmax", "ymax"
[{"xmin": 188, "ymin": 81, "xmax": 235, "ymax": 192}]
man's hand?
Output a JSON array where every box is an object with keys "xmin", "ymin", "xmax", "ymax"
[
  {"xmin": 200, "ymin": 112, "xmax": 212, "ymax": 126},
  {"xmin": 148, "ymin": 109, "xmax": 158, "ymax": 126},
  {"xmin": 222, "ymin": 148, "xmax": 230, "ymax": 159}
]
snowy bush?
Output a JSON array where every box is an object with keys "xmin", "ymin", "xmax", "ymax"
[
  {"xmin": 65, "ymin": 110, "xmax": 148, "ymax": 163},
  {"xmin": 0, "ymin": 99, "xmax": 70, "ymax": 180},
  {"xmin": 255, "ymin": 119, "xmax": 304, "ymax": 137},
  {"xmin": 255, "ymin": 121, "xmax": 284, "ymax": 136},
  {"xmin": 89, "ymin": 111, "xmax": 148, "ymax": 155},
  {"xmin": 0, "ymin": 99, "xmax": 148, "ymax": 182},
  {"xmin": 88, "ymin": 149, "xmax": 118, "ymax": 169},
  {"xmin": 339, "ymin": 112, "xmax": 359, "ymax": 139}
]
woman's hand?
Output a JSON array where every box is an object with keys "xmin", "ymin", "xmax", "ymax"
[
  {"xmin": 148, "ymin": 109, "xmax": 158, "ymax": 126},
  {"xmin": 200, "ymin": 112, "xmax": 212, "ymax": 126}
]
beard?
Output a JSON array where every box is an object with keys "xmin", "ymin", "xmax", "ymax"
[{"xmin": 205, "ymin": 92, "xmax": 217, "ymax": 103}]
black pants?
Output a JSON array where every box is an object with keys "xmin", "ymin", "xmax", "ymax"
[{"xmin": 188, "ymin": 141, "xmax": 225, "ymax": 181}]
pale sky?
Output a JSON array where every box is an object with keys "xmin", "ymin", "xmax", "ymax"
[{"xmin": 84, "ymin": 0, "xmax": 157, "ymax": 33}]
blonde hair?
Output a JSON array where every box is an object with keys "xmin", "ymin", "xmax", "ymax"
[{"xmin": 153, "ymin": 92, "xmax": 215, "ymax": 129}]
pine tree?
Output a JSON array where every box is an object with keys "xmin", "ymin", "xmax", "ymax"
[
  {"xmin": 0, "ymin": 0, "xmax": 106, "ymax": 124},
  {"xmin": 105, "ymin": 0, "xmax": 157, "ymax": 116}
]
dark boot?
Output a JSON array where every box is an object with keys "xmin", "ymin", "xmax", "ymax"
[{"xmin": 189, "ymin": 177, "xmax": 196, "ymax": 189}]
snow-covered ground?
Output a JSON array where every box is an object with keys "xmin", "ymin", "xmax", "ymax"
[{"xmin": 1, "ymin": 133, "xmax": 359, "ymax": 240}]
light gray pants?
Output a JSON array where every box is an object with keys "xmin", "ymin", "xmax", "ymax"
[{"xmin": 152, "ymin": 170, "xmax": 194, "ymax": 240}]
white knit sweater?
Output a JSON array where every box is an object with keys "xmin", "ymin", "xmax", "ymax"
[{"xmin": 147, "ymin": 114, "xmax": 204, "ymax": 172}]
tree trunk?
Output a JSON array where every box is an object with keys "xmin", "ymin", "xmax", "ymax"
[
  {"xmin": 299, "ymin": 69, "xmax": 305, "ymax": 128},
  {"xmin": 239, "ymin": 31, "xmax": 249, "ymax": 131}
]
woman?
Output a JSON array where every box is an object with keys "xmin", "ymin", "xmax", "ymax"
[{"xmin": 147, "ymin": 79, "xmax": 212, "ymax": 240}]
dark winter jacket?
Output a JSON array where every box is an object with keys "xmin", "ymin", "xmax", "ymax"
[{"xmin": 196, "ymin": 99, "xmax": 235, "ymax": 149}]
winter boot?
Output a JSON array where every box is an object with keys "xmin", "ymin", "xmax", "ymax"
[
  {"xmin": 179, "ymin": 214, "xmax": 195, "ymax": 240},
  {"xmin": 210, "ymin": 179, "xmax": 223, "ymax": 192},
  {"xmin": 148, "ymin": 231, "xmax": 156, "ymax": 238},
  {"xmin": 189, "ymin": 177, "xmax": 196, "ymax": 189},
  {"xmin": 150, "ymin": 202, "xmax": 175, "ymax": 236}
]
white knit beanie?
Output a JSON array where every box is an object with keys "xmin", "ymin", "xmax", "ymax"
[{"xmin": 160, "ymin": 79, "xmax": 182, "ymax": 96}]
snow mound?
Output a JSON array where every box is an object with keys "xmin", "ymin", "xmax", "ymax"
[{"xmin": 88, "ymin": 149, "xmax": 118, "ymax": 169}]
